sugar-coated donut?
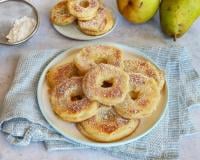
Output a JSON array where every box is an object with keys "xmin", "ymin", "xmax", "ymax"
[
  {"xmin": 74, "ymin": 45, "xmax": 123, "ymax": 74},
  {"xmin": 46, "ymin": 62, "xmax": 79, "ymax": 88},
  {"xmin": 114, "ymin": 73, "xmax": 160, "ymax": 119},
  {"xmin": 50, "ymin": 77, "xmax": 99, "ymax": 122},
  {"xmin": 77, "ymin": 105, "xmax": 140, "ymax": 142},
  {"xmin": 82, "ymin": 64, "xmax": 129, "ymax": 105},
  {"xmin": 67, "ymin": 0, "xmax": 100, "ymax": 20},
  {"xmin": 78, "ymin": 7, "xmax": 107, "ymax": 32},
  {"xmin": 50, "ymin": 0, "xmax": 76, "ymax": 26},
  {"xmin": 124, "ymin": 58, "xmax": 165, "ymax": 90},
  {"xmin": 80, "ymin": 8, "xmax": 114, "ymax": 36}
]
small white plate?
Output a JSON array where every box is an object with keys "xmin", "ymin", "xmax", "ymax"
[
  {"xmin": 37, "ymin": 42, "xmax": 168, "ymax": 147},
  {"xmin": 52, "ymin": 8, "xmax": 117, "ymax": 41}
]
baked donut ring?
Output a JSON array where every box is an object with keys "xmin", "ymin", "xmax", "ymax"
[
  {"xmin": 82, "ymin": 64, "xmax": 129, "ymax": 105},
  {"xmin": 78, "ymin": 7, "xmax": 107, "ymax": 32},
  {"xmin": 114, "ymin": 73, "xmax": 160, "ymax": 119},
  {"xmin": 123, "ymin": 58, "xmax": 165, "ymax": 90},
  {"xmin": 80, "ymin": 8, "xmax": 114, "ymax": 36},
  {"xmin": 46, "ymin": 62, "xmax": 79, "ymax": 88},
  {"xmin": 74, "ymin": 45, "xmax": 123, "ymax": 74},
  {"xmin": 50, "ymin": 1, "xmax": 76, "ymax": 26},
  {"xmin": 50, "ymin": 77, "xmax": 98, "ymax": 122},
  {"xmin": 67, "ymin": 0, "xmax": 100, "ymax": 20},
  {"xmin": 77, "ymin": 105, "xmax": 140, "ymax": 142}
]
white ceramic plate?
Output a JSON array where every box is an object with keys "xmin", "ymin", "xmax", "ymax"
[
  {"xmin": 52, "ymin": 8, "xmax": 117, "ymax": 41},
  {"xmin": 37, "ymin": 42, "xmax": 168, "ymax": 147}
]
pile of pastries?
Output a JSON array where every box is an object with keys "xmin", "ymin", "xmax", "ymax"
[
  {"xmin": 46, "ymin": 45, "xmax": 165, "ymax": 142},
  {"xmin": 50, "ymin": 0, "xmax": 115, "ymax": 36}
]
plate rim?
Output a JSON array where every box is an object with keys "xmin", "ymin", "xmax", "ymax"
[{"xmin": 37, "ymin": 42, "xmax": 169, "ymax": 147}]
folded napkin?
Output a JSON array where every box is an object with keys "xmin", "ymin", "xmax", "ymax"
[{"xmin": 0, "ymin": 44, "xmax": 199, "ymax": 160}]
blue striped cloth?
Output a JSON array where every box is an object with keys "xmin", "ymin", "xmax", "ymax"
[{"xmin": 0, "ymin": 44, "xmax": 199, "ymax": 159}]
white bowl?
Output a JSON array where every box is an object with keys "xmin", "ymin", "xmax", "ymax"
[{"xmin": 37, "ymin": 42, "xmax": 168, "ymax": 147}]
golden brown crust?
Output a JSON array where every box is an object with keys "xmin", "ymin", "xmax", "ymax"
[
  {"xmin": 45, "ymin": 44, "xmax": 166, "ymax": 142},
  {"xmin": 77, "ymin": 106, "xmax": 140, "ymax": 142},
  {"xmin": 50, "ymin": 77, "xmax": 99, "ymax": 122},
  {"xmin": 78, "ymin": 7, "xmax": 107, "ymax": 32},
  {"xmin": 123, "ymin": 58, "xmax": 165, "ymax": 90},
  {"xmin": 74, "ymin": 45, "xmax": 123, "ymax": 74},
  {"xmin": 82, "ymin": 64, "xmax": 129, "ymax": 106},
  {"xmin": 79, "ymin": 8, "xmax": 114, "ymax": 36},
  {"xmin": 67, "ymin": 0, "xmax": 100, "ymax": 21},
  {"xmin": 46, "ymin": 62, "xmax": 79, "ymax": 88},
  {"xmin": 50, "ymin": 1, "xmax": 76, "ymax": 26},
  {"xmin": 114, "ymin": 73, "xmax": 160, "ymax": 119}
]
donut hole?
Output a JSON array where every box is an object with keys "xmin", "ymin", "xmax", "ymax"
[
  {"xmin": 80, "ymin": 0, "xmax": 89, "ymax": 8},
  {"xmin": 101, "ymin": 79, "xmax": 114, "ymax": 88},
  {"xmin": 71, "ymin": 95, "xmax": 83, "ymax": 101},
  {"xmin": 129, "ymin": 91, "xmax": 140, "ymax": 100}
]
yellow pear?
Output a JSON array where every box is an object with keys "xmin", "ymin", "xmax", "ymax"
[
  {"xmin": 160, "ymin": 0, "xmax": 200, "ymax": 40},
  {"xmin": 117, "ymin": 0, "xmax": 160, "ymax": 24}
]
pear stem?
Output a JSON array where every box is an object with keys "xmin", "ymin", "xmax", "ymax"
[{"xmin": 173, "ymin": 35, "xmax": 177, "ymax": 41}]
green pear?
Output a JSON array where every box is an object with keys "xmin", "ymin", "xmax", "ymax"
[
  {"xmin": 160, "ymin": 0, "xmax": 200, "ymax": 40},
  {"xmin": 117, "ymin": 0, "xmax": 160, "ymax": 24}
]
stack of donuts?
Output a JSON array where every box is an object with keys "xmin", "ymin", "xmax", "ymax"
[
  {"xmin": 46, "ymin": 45, "xmax": 165, "ymax": 142},
  {"xmin": 50, "ymin": 0, "xmax": 115, "ymax": 36}
]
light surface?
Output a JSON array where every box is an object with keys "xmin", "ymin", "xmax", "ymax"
[{"xmin": 0, "ymin": 0, "xmax": 200, "ymax": 159}]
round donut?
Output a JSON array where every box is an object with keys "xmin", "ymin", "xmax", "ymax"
[
  {"xmin": 77, "ymin": 105, "xmax": 140, "ymax": 142},
  {"xmin": 78, "ymin": 7, "xmax": 107, "ymax": 32},
  {"xmin": 74, "ymin": 45, "xmax": 123, "ymax": 74},
  {"xmin": 46, "ymin": 62, "xmax": 79, "ymax": 88},
  {"xmin": 114, "ymin": 73, "xmax": 160, "ymax": 119},
  {"xmin": 80, "ymin": 8, "xmax": 114, "ymax": 36},
  {"xmin": 82, "ymin": 64, "xmax": 129, "ymax": 106},
  {"xmin": 50, "ymin": 1, "xmax": 76, "ymax": 26},
  {"xmin": 123, "ymin": 58, "xmax": 165, "ymax": 90},
  {"xmin": 67, "ymin": 0, "xmax": 100, "ymax": 21},
  {"xmin": 50, "ymin": 77, "xmax": 99, "ymax": 122}
]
